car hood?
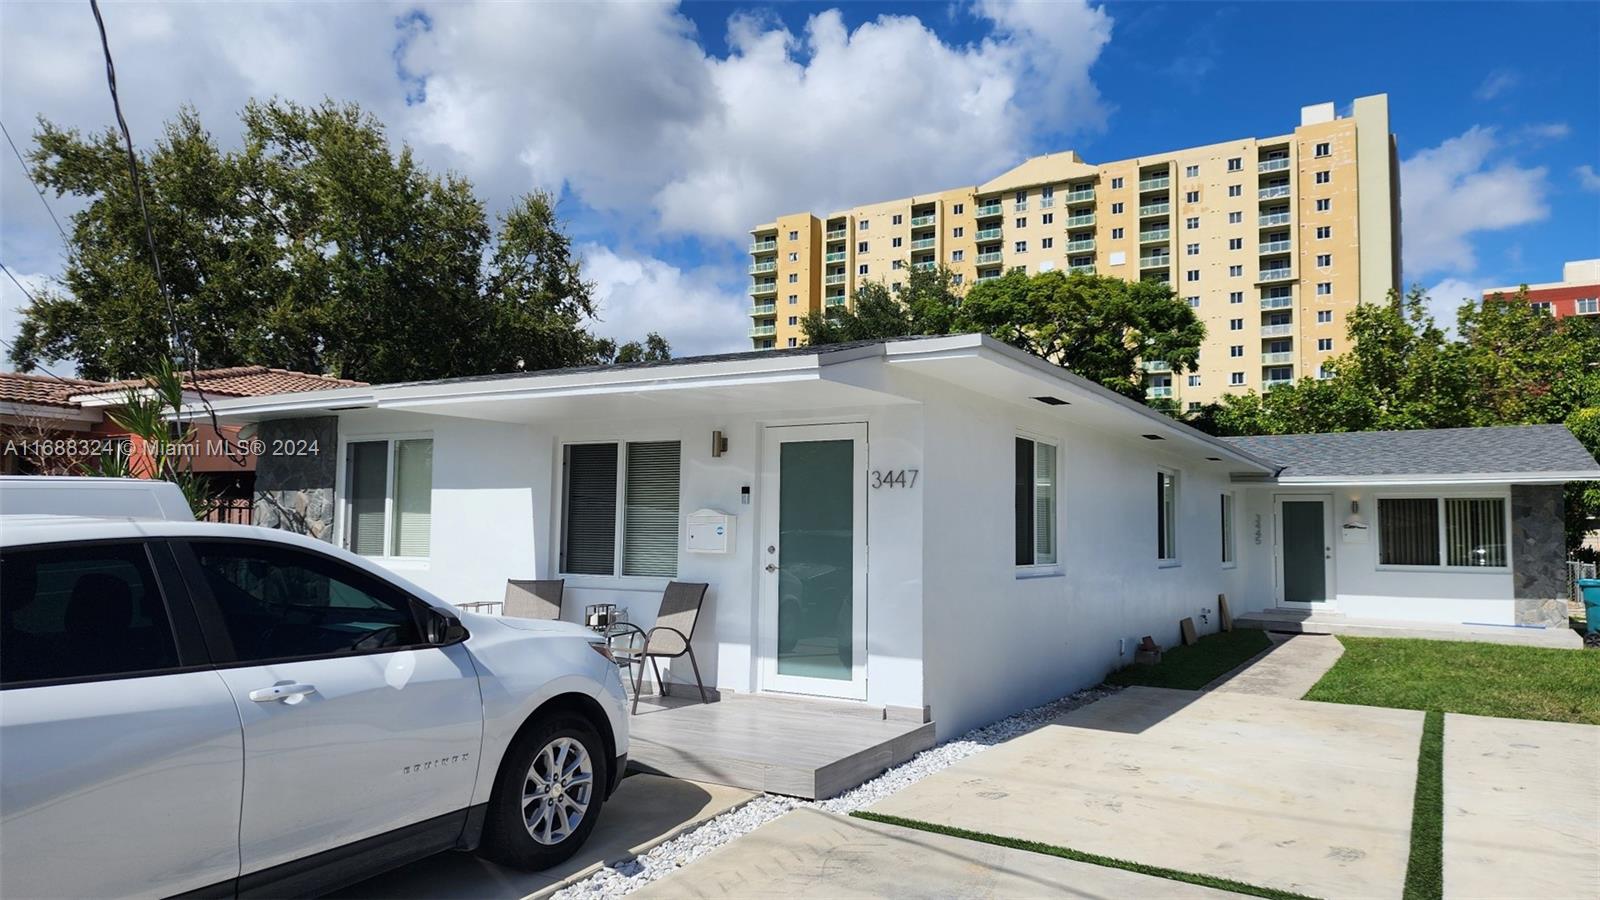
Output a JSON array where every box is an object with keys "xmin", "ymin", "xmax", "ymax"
[{"xmin": 482, "ymin": 614, "xmax": 598, "ymax": 639}]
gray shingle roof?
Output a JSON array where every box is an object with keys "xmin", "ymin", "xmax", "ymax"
[{"xmin": 1223, "ymin": 425, "xmax": 1600, "ymax": 481}]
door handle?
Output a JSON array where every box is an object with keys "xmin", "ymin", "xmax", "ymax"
[
  {"xmin": 764, "ymin": 563, "xmax": 778, "ymax": 573},
  {"xmin": 249, "ymin": 683, "xmax": 317, "ymax": 703}
]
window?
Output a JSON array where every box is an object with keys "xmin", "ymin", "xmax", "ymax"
[
  {"xmin": 1186, "ymin": 270, "xmax": 1200, "ymax": 282},
  {"xmin": 891, "ymin": 237, "xmax": 902, "ymax": 248},
  {"xmin": 1316, "ymin": 226, "xmax": 1331, "ymax": 239},
  {"xmin": 1229, "ymin": 265, "xmax": 1243, "ymax": 277},
  {"xmin": 1227, "ymin": 157, "xmax": 1242, "ymax": 172},
  {"xmin": 1185, "ymin": 190, "xmax": 1199, "ymax": 203},
  {"xmin": 1014, "ymin": 437, "xmax": 1057, "ymax": 566},
  {"xmin": 788, "ymin": 230, "xmax": 799, "ymax": 241},
  {"xmin": 1156, "ymin": 470, "xmax": 1179, "ymax": 562},
  {"xmin": 1111, "ymin": 176, "xmax": 1124, "ymax": 189},
  {"xmin": 859, "ymin": 264, "xmax": 869, "ymax": 275},
  {"xmin": 1318, "ymin": 364, "xmax": 1333, "ymax": 379},
  {"xmin": 1230, "ymin": 345, "xmax": 1244, "ymax": 357},
  {"xmin": 950, "ymin": 250, "xmax": 964, "ymax": 262},
  {"xmin": 191, "ymin": 540, "xmax": 427, "ymax": 662},
  {"xmin": 1227, "ymin": 184, "xmax": 1242, "ymax": 197},
  {"xmin": 892, "ymin": 260, "xmax": 903, "ymax": 270},
  {"xmin": 788, "ymin": 294, "xmax": 797, "ymax": 304},
  {"xmin": 1229, "ymin": 291, "xmax": 1243, "ymax": 304},
  {"xmin": 1317, "ymin": 254, "xmax": 1332, "ymax": 267},
  {"xmin": 858, "ymin": 241, "xmax": 868, "ymax": 253},
  {"xmin": 1315, "ymin": 171, "xmax": 1330, "ymax": 184},
  {"xmin": 1042, "ymin": 213, "xmax": 1054, "ymax": 225},
  {"xmin": 562, "ymin": 441, "xmax": 682, "ymax": 577},
  {"xmin": 1188, "ymin": 374, "xmax": 1201, "ymax": 387},
  {"xmin": 788, "ymin": 316, "xmax": 798, "ymax": 326},
  {"xmin": 1378, "ymin": 497, "xmax": 1507, "ymax": 568},
  {"xmin": 1185, "ymin": 296, "xmax": 1200, "ymax": 308},
  {"xmin": 892, "ymin": 214, "xmax": 903, "ymax": 225},
  {"xmin": 1111, "ymin": 202, "xmax": 1124, "ymax": 214},
  {"xmin": 345, "ymin": 438, "xmax": 433, "ymax": 558},
  {"xmin": 787, "ymin": 337, "xmax": 797, "ymax": 347},
  {"xmin": 1577, "ymin": 297, "xmax": 1599, "ymax": 315},
  {"xmin": 1228, "ymin": 211, "xmax": 1242, "ymax": 224},
  {"xmin": 1185, "ymin": 165, "xmax": 1199, "ymax": 178},
  {"xmin": 1014, "ymin": 190, "xmax": 1026, "ymax": 202},
  {"xmin": 0, "ymin": 542, "xmax": 179, "ymax": 685},
  {"xmin": 1015, "ymin": 241, "xmax": 1028, "ymax": 253},
  {"xmin": 953, "ymin": 203, "xmax": 964, "ymax": 215},
  {"xmin": 1317, "ymin": 310, "xmax": 1333, "ymax": 323},
  {"xmin": 860, "ymin": 220, "xmax": 869, "ymax": 231},
  {"xmin": 1317, "ymin": 282, "xmax": 1332, "ymax": 295},
  {"xmin": 1041, "ymin": 237, "xmax": 1054, "ymax": 249},
  {"xmin": 1188, "ymin": 401, "xmax": 1202, "ymax": 411},
  {"xmin": 1530, "ymin": 301, "xmax": 1552, "ymax": 315},
  {"xmin": 787, "ymin": 252, "xmax": 798, "ymax": 262},
  {"xmin": 952, "ymin": 227, "xmax": 964, "ymax": 238},
  {"xmin": 1220, "ymin": 493, "xmax": 1236, "ymax": 566},
  {"xmin": 1230, "ymin": 372, "xmax": 1245, "ymax": 385},
  {"xmin": 788, "ymin": 273, "xmax": 799, "ymax": 283},
  {"xmin": 1015, "ymin": 217, "xmax": 1027, "ymax": 229},
  {"xmin": 1186, "ymin": 217, "xmax": 1200, "ymax": 229},
  {"xmin": 1316, "ymin": 198, "xmax": 1331, "ymax": 212},
  {"xmin": 1229, "ymin": 318, "xmax": 1243, "ymax": 330},
  {"xmin": 952, "ymin": 274, "xmax": 963, "ymax": 285},
  {"xmin": 1228, "ymin": 238, "xmax": 1243, "ymax": 250},
  {"xmin": 1186, "ymin": 243, "xmax": 1200, "ymax": 256},
  {"xmin": 1112, "ymin": 227, "xmax": 1125, "ymax": 239},
  {"xmin": 1318, "ymin": 338, "xmax": 1333, "ymax": 351},
  {"xmin": 1315, "ymin": 141, "xmax": 1330, "ymax": 157}
]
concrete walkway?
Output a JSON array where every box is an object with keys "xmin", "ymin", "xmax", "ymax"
[
  {"xmin": 1443, "ymin": 714, "xmax": 1600, "ymax": 900},
  {"xmin": 1236, "ymin": 608, "xmax": 1583, "ymax": 649},
  {"xmin": 333, "ymin": 775, "xmax": 754, "ymax": 899},
  {"xmin": 868, "ymin": 687, "xmax": 1423, "ymax": 900},
  {"xmin": 1207, "ymin": 632, "xmax": 1345, "ymax": 698},
  {"xmin": 632, "ymin": 808, "xmax": 1237, "ymax": 899}
]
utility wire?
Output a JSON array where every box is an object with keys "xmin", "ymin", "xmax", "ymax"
[{"xmin": 0, "ymin": 119, "xmax": 72, "ymax": 248}]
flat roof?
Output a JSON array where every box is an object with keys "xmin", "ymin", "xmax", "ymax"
[{"xmin": 1224, "ymin": 425, "xmax": 1600, "ymax": 484}]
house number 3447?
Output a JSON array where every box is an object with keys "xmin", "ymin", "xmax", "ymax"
[{"xmin": 871, "ymin": 469, "xmax": 919, "ymax": 489}]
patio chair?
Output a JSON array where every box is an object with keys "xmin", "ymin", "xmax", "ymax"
[
  {"xmin": 630, "ymin": 581, "xmax": 710, "ymax": 714},
  {"xmin": 502, "ymin": 579, "xmax": 564, "ymax": 620}
]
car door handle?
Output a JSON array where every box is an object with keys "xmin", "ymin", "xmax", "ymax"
[{"xmin": 248, "ymin": 683, "xmax": 317, "ymax": 703}]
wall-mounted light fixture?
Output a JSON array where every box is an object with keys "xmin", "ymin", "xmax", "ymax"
[
  {"xmin": 1344, "ymin": 497, "xmax": 1366, "ymax": 529},
  {"xmin": 712, "ymin": 430, "xmax": 729, "ymax": 458}
]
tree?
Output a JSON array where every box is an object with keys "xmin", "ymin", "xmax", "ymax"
[
  {"xmin": 800, "ymin": 262, "xmax": 962, "ymax": 344},
  {"xmin": 1566, "ymin": 407, "xmax": 1600, "ymax": 557},
  {"xmin": 609, "ymin": 332, "xmax": 672, "ymax": 364},
  {"xmin": 10, "ymin": 100, "xmax": 610, "ymax": 383}
]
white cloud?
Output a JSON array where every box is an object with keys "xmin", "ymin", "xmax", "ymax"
[
  {"xmin": 1578, "ymin": 164, "xmax": 1600, "ymax": 193},
  {"xmin": 1518, "ymin": 121, "xmax": 1570, "ymax": 142},
  {"xmin": 0, "ymin": 268, "xmax": 51, "ymax": 371},
  {"xmin": 1474, "ymin": 68, "xmax": 1518, "ymax": 101},
  {"xmin": 1399, "ymin": 126, "xmax": 1549, "ymax": 278},
  {"xmin": 581, "ymin": 246, "xmax": 749, "ymax": 356},
  {"xmin": 1422, "ymin": 277, "xmax": 1493, "ymax": 336}
]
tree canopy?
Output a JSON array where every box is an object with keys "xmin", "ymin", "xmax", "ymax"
[
  {"xmin": 10, "ymin": 99, "xmax": 657, "ymax": 382},
  {"xmin": 802, "ymin": 266, "xmax": 1205, "ymax": 401}
]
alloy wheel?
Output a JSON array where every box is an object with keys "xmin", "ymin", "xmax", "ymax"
[{"xmin": 521, "ymin": 736, "xmax": 594, "ymax": 845}]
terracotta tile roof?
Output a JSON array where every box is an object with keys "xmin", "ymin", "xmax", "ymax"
[
  {"xmin": 0, "ymin": 371, "xmax": 108, "ymax": 408},
  {"xmin": 73, "ymin": 366, "xmax": 366, "ymax": 399}
]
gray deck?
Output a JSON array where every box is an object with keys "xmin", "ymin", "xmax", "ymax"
[
  {"xmin": 1236, "ymin": 608, "xmax": 1582, "ymax": 648},
  {"xmin": 625, "ymin": 694, "xmax": 936, "ymax": 799}
]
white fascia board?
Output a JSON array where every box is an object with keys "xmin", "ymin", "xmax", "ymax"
[
  {"xmin": 1274, "ymin": 472, "xmax": 1600, "ymax": 486},
  {"xmin": 0, "ymin": 402, "xmax": 102, "ymax": 423}
]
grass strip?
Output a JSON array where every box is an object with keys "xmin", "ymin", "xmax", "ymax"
[
  {"xmin": 1402, "ymin": 710, "xmax": 1444, "ymax": 900},
  {"xmin": 1105, "ymin": 628, "xmax": 1272, "ymax": 690},
  {"xmin": 850, "ymin": 810, "xmax": 1317, "ymax": 900}
]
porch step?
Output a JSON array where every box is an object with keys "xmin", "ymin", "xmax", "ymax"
[
  {"xmin": 626, "ymin": 695, "xmax": 937, "ymax": 799},
  {"xmin": 1236, "ymin": 611, "xmax": 1582, "ymax": 649}
]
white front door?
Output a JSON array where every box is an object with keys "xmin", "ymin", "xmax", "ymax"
[
  {"xmin": 758, "ymin": 423, "xmax": 868, "ymax": 700},
  {"xmin": 1274, "ymin": 494, "xmax": 1336, "ymax": 609}
]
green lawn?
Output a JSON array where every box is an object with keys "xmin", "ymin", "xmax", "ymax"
[
  {"xmin": 1403, "ymin": 711, "xmax": 1444, "ymax": 900},
  {"xmin": 1105, "ymin": 629, "xmax": 1271, "ymax": 690},
  {"xmin": 1304, "ymin": 636, "xmax": 1600, "ymax": 725}
]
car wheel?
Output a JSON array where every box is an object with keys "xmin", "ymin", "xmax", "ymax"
[{"xmin": 479, "ymin": 714, "xmax": 607, "ymax": 870}]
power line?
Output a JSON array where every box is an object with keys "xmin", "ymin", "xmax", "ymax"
[
  {"xmin": 0, "ymin": 259, "xmax": 42, "ymax": 307},
  {"xmin": 0, "ymin": 119, "xmax": 72, "ymax": 248}
]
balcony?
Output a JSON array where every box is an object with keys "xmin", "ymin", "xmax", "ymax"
[
  {"xmin": 1065, "ymin": 213, "xmax": 1096, "ymax": 228},
  {"xmin": 826, "ymin": 229, "xmax": 847, "ymax": 241},
  {"xmin": 824, "ymin": 273, "xmax": 846, "ymax": 286},
  {"xmin": 1258, "ymin": 157, "xmax": 1291, "ymax": 173},
  {"xmin": 976, "ymin": 251, "xmax": 1003, "ymax": 264},
  {"xmin": 1039, "ymin": 197, "xmax": 1055, "ymax": 209},
  {"xmin": 1145, "ymin": 386, "xmax": 1174, "ymax": 400},
  {"xmin": 750, "ymin": 282, "xmax": 777, "ymax": 296},
  {"xmin": 976, "ymin": 202, "xmax": 1003, "ymax": 217},
  {"xmin": 1141, "ymin": 360, "xmax": 1172, "ymax": 372},
  {"xmin": 911, "ymin": 214, "xmax": 936, "ymax": 227},
  {"xmin": 1261, "ymin": 295, "xmax": 1294, "ymax": 310},
  {"xmin": 1065, "ymin": 239, "xmax": 1095, "ymax": 252},
  {"xmin": 976, "ymin": 273, "xmax": 1002, "ymax": 283},
  {"xmin": 749, "ymin": 239, "xmax": 777, "ymax": 253},
  {"xmin": 1068, "ymin": 263, "xmax": 1096, "ymax": 275},
  {"xmin": 749, "ymin": 260, "xmax": 776, "ymax": 275},
  {"xmin": 1139, "ymin": 254, "xmax": 1172, "ymax": 269},
  {"xmin": 1263, "ymin": 372, "xmax": 1295, "ymax": 388},
  {"xmin": 750, "ymin": 302, "xmax": 776, "ymax": 316},
  {"xmin": 910, "ymin": 237, "xmax": 936, "ymax": 250},
  {"xmin": 1138, "ymin": 176, "xmax": 1170, "ymax": 191},
  {"xmin": 824, "ymin": 295, "xmax": 847, "ymax": 307},
  {"xmin": 750, "ymin": 324, "xmax": 777, "ymax": 338},
  {"xmin": 1259, "ymin": 212, "xmax": 1291, "ymax": 227},
  {"xmin": 1139, "ymin": 228, "xmax": 1171, "ymax": 243},
  {"xmin": 1262, "ymin": 351, "xmax": 1295, "ymax": 365},
  {"xmin": 1066, "ymin": 189, "xmax": 1096, "ymax": 204},
  {"xmin": 1261, "ymin": 323, "xmax": 1294, "ymax": 337},
  {"xmin": 1259, "ymin": 240, "xmax": 1293, "ymax": 254},
  {"xmin": 1258, "ymin": 184, "xmax": 1291, "ymax": 200},
  {"xmin": 825, "ymin": 251, "xmax": 846, "ymax": 263},
  {"xmin": 1139, "ymin": 202, "xmax": 1171, "ymax": 217},
  {"xmin": 911, "ymin": 261, "xmax": 935, "ymax": 271},
  {"xmin": 1012, "ymin": 201, "xmax": 1028, "ymax": 212},
  {"xmin": 976, "ymin": 227, "xmax": 1002, "ymax": 240},
  {"xmin": 1258, "ymin": 268, "xmax": 1295, "ymax": 283}
]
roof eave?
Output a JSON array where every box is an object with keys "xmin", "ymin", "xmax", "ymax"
[{"xmin": 1270, "ymin": 471, "xmax": 1600, "ymax": 486}]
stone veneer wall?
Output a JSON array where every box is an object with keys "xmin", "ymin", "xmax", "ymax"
[
  {"xmin": 1510, "ymin": 483, "xmax": 1567, "ymax": 627},
  {"xmin": 252, "ymin": 416, "xmax": 338, "ymax": 543}
]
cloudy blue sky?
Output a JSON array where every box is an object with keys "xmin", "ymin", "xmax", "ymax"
[{"xmin": 2, "ymin": 0, "xmax": 1596, "ymax": 371}]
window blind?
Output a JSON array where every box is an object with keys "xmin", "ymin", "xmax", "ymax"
[
  {"xmin": 1033, "ymin": 442, "xmax": 1056, "ymax": 565},
  {"xmin": 623, "ymin": 441, "xmax": 681, "ymax": 577},
  {"xmin": 1379, "ymin": 498, "xmax": 1439, "ymax": 565},
  {"xmin": 1220, "ymin": 493, "xmax": 1235, "ymax": 564},
  {"xmin": 1014, "ymin": 438, "xmax": 1033, "ymax": 566},
  {"xmin": 347, "ymin": 442, "xmax": 388, "ymax": 557},
  {"xmin": 1445, "ymin": 498, "xmax": 1505, "ymax": 567},
  {"xmin": 391, "ymin": 439, "xmax": 432, "ymax": 557},
  {"xmin": 563, "ymin": 444, "xmax": 618, "ymax": 575},
  {"xmin": 1157, "ymin": 472, "xmax": 1177, "ymax": 559}
]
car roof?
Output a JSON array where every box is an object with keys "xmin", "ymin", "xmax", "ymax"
[{"xmin": 0, "ymin": 517, "xmax": 312, "ymax": 549}]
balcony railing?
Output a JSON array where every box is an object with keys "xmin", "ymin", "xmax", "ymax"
[
  {"xmin": 976, "ymin": 227, "xmax": 1002, "ymax": 240},
  {"xmin": 825, "ymin": 251, "xmax": 846, "ymax": 263},
  {"xmin": 976, "ymin": 203, "xmax": 1003, "ymax": 217},
  {"xmin": 1066, "ymin": 189, "xmax": 1096, "ymax": 204},
  {"xmin": 1259, "ymin": 240, "xmax": 1293, "ymax": 254},
  {"xmin": 1262, "ymin": 351, "xmax": 1294, "ymax": 365},
  {"xmin": 911, "ymin": 261, "xmax": 935, "ymax": 271},
  {"xmin": 1261, "ymin": 295, "xmax": 1294, "ymax": 310},
  {"xmin": 1065, "ymin": 213, "xmax": 1096, "ymax": 227},
  {"xmin": 1139, "ymin": 254, "xmax": 1172, "ymax": 269},
  {"xmin": 1259, "ymin": 212, "xmax": 1291, "ymax": 227},
  {"xmin": 911, "ymin": 214, "xmax": 936, "ymax": 227},
  {"xmin": 976, "ymin": 251, "xmax": 1003, "ymax": 264},
  {"xmin": 750, "ymin": 282, "xmax": 777, "ymax": 295},
  {"xmin": 1258, "ymin": 157, "xmax": 1291, "ymax": 173},
  {"xmin": 750, "ymin": 324, "xmax": 777, "ymax": 338},
  {"xmin": 1138, "ymin": 176, "xmax": 1170, "ymax": 191},
  {"xmin": 1258, "ymin": 268, "xmax": 1295, "ymax": 283},
  {"xmin": 910, "ymin": 237, "xmax": 936, "ymax": 250},
  {"xmin": 749, "ymin": 240, "xmax": 777, "ymax": 253},
  {"xmin": 824, "ymin": 295, "xmax": 847, "ymax": 307},
  {"xmin": 1258, "ymin": 184, "xmax": 1292, "ymax": 200},
  {"xmin": 1139, "ymin": 229, "xmax": 1170, "ymax": 243},
  {"xmin": 1141, "ymin": 360, "xmax": 1172, "ymax": 372},
  {"xmin": 1039, "ymin": 197, "xmax": 1055, "ymax": 209},
  {"xmin": 824, "ymin": 273, "xmax": 846, "ymax": 286},
  {"xmin": 1012, "ymin": 201, "xmax": 1028, "ymax": 212},
  {"xmin": 750, "ymin": 302, "xmax": 776, "ymax": 316},
  {"xmin": 1139, "ymin": 202, "xmax": 1171, "ymax": 217},
  {"xmin": 749, "ymin": 260, "xmax": 776, "ymax": 274},
  {"xmin": 976, "ymin": 273, "xmax": 1002, "ymax": 283},
  {"xmin": 826, "ymin": 229, "xmax": 847, "ymax": 241},
  {"xmin": 1068, "ymin": 263, "xmax": 1096, "ymax": 275},
  {"xmin": 1261, "ymin": 323, "xmax": 1294, "ymax": 337},
  {"xmin": 1065, "ymin": 239, "xmax": 1095, "ymax": 252},
  {"xmin": 1145, "ymin": 386, "xmax": 1174, "ymax": 399}
]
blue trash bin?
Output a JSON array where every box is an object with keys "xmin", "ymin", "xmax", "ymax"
[{"xmin": 1578, "ymin": 578, "xmax": 1600, "ymax": 635}]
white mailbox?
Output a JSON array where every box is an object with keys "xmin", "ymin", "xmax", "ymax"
[{"xmin": 685, "ymin": 508, "xmax": 734, "ymax": 554}]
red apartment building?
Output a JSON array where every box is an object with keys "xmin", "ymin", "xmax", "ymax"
[{"xmin": 1482, "ymin": 258, "xmax": 1600, "ymax": 318}]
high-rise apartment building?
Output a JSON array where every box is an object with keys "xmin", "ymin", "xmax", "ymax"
[{"xmin": 747, "ymin": 94, "xmax": 1401, "ymax": 408}]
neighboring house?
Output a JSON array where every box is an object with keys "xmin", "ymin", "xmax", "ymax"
[{"xmin": 192, "ymin": 335, "xmax": 1598, "ymax": 740}]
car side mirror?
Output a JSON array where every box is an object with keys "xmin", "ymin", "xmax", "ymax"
[{"xmin": 414, "ymin": 600, "xmax": 469, "ymax": 646}]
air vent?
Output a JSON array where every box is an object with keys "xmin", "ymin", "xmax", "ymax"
[
  {"xmin": 1141, "ymin": 434, "xmax": 1164, "ymax": 441},
  {"xmin": 1032, "ymin": 396, "xmax": 1070, "ymax": 406}
]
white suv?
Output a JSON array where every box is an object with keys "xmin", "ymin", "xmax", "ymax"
[{"xmin": 0, "ymin": 478, "xmax": 629, "ymax": 898}]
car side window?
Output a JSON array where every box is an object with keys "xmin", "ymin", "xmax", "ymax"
[
  {"xmin": 0, "ymin": 543, "xmax": 180, "ymax": 686},
  {"xmin": 190, "ymin": 541, "xmax": 423, "ymax": 663}
]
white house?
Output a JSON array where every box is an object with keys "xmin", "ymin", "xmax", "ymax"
[{"xmin": 200, "ymin": 334, "xmax": 1597, "ymax": 740}]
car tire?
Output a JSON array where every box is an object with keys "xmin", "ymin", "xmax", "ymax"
[{"xmin": 479, "ymin": 713, "xmax": 608, "ymax": 870}]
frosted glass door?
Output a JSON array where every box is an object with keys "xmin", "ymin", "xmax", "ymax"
[
  {"xmin": 1281, "ymin": 499, "xmax": 1328, "ymax": 604},
  {"xmin": 777, "ymin": 440, "xmax": 854, "ymax": 680}
]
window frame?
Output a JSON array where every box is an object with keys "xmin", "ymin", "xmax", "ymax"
[
  {"xmin": 335, "ymin": 432, "xmax": 434, "ymax": 563},
  {"xmin": 1373, "ymin": 492, "xmax": 1513, "ymax": 573},
  {"xmin": 1219, "ymin": 491, "xmax": 1237, "ymax": 568},
  {"xmin": 1014, "ymin": 433, "xmax": 1061, "ymax": 573},
  {"xmin": 1156, "ymin": 468, "xmax": 1181, "ymax": 566},
  {"xmin": 556, "ymin": 437, "xmax": 684, "ymax": 582}
]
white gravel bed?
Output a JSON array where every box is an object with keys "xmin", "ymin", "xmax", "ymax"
[{"xmin": 552, "ymin": 684, "xmax": 1120, "ymax": 899}]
